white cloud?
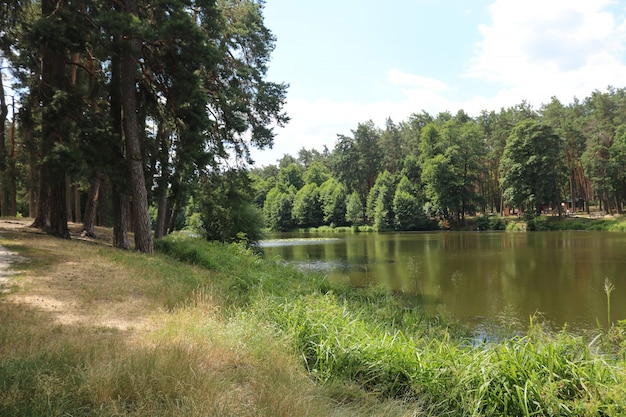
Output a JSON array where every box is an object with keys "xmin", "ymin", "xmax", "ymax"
[
  {"xmin": 253, "ymin": 69, "xmax": 458, "ymax": 166},
  {"xmin": 251, "ymin": 98, "xmax": 370, "ymax": 166},
  {"xmin": 253, "ymin": 0, "xmax": 626, "ymax": 166},
  {"xmin": 387, "ymin": 69, "xmax": 449, "ymax": 92},
  {"xmin": 465, "ymin": 0, "xmax": 626, "ymax": 105}
]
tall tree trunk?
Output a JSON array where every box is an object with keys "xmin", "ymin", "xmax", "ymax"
[
  {"xmin": 167, "ymin": 196, "xmax": 182, "ymax": 234},
  {"xmin": 120, "ymin": 0, "xmax": 153, "ymax": 253},
  {"xmin": 154, "ymin": 126, "xmax": 170, "ymax": 239},
  {"xmin": 9, "ymin": 109, "xmax": 16, "ymax": 216},
  {"xmin": 108, "ymin": 40, "xmax": 130, "ymax": 249},
  {"xmin": 112, "ymin": 186, "xmax": 130, "ymax": 250},
  {"xmin": 28, "ymin": 140, "xmax": 38, "ymax": 219},
  {"xmin": 154, "ymin": 192, "xmax": 168, "ymax": 239},
  {"xmin": 66, "ymin": 175, "xmax": 73, "ymax": 221},
  {"xmin": 0, "ymin": 65, "xmax": 9, "ymax": 216},
  {"xmin": 569, "ymin": 174, "xmax": 575, "ymax": 214},
  {"xmin": 97, "ymin": 178, "xmax": 109, "ymax": 226},
  {"xmin": 32, "ymin": 0, "xmax": 69, "ymax": 238},
  {"xmin": 82, "ymin": 174, "xmax": 101, "ymax": 237},
  {"xmin": 74, "ymin": 185, "xmax": 82, "ymax": 223}
]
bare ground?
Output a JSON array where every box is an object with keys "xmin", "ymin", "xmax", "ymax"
[{"xmin": 0, "ymin": 219, "xmax": 157, "ymax": 332}]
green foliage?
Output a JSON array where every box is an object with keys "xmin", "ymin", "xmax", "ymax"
[
  {"xmin": 278, "ymin": 163, "xmax": 304, "ymax": 190},
  {"xmin": 393, "ymin": 190, "xmax": 419, "ymax": 230},
  {"xmin": 249, "ymin": 171, "xmax": 276, "ymax": 207},
  {"xmin": 303, "ymin": 161, "xmax": 330, "ymax": 186},
  {"xmin": 366, "ymin": 171, "xmax": 395, "ymax": 231},
  {"xmin": 3, "ymin": 0, "xmax": 289, "ymax": 242},
  {"xmin": 263, "ymin": 185, "xmax": 294, "ymax": 231},
  {"xmin": 525, "ymin": 214, "xmax": 551, "ymax": 231},
  {"xmin": 500, "ymin": 120, "xmax": 565, "ymax": 214},
  {"xmin": 476, "ymin": 215, "xmax": 506, "ymax": 231},
  {"xmin": 266, "ymin": 288, "xmax": 626, "ymax": 416},
  {"xmin": 379, "ymin": 118, "xmax": 403, "ymax": 174},
  {"xmin": 346, "ymin": 191, "xmax": 364, "ymax": 226},
  {"xmin": 422, "ymin": 153, "xmax": 459, "ymax": 218},
  {"xmin": 291, "ymin": 183, "xmax": 322, "ymax": 228},
  {"xmin": 331, "ymin": 121, "xmax": 382, "ymax": 205},
  {"xmin": 194, "ymin": 169, "xmax": 265, "ymax": 244},
  {"xmin": 418, "ymin": 123, "xmax": 442, "ymax": 162},
  {"xmin": 547, "ymin": 217, "xmax": 626, "ymax": 232},
  {"xmin": 319, "ymin": 178, "xmax": 347, "ymax": 226},
  {"xmin": 400, "ymin": 154, "xmax": 422, "ymax": 183},
  {"xmin": 393, "ymin": 176, "xmax": 433, "ymax": 231}
]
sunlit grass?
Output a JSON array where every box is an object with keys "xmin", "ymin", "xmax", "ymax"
[
  {"xmin": 266, "ymin": 291, "xmax": 626, "ymax": 416},
  {"xmin": 1, "ymin": 229, "xmax": 418, "ymax": 416},
  {"xmin": 155, "ymin": 234, "xmax": 626, "ymax": 416},
  {"xmin": 2, "ymin": 230, "xmax": 626, "ymax": 416}
]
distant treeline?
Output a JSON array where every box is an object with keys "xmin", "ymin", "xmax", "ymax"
[{"xmin": 252, "ymin": 87, "xmax": 626, "ymax": 231}]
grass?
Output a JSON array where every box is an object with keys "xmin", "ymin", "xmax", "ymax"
[
  {"xmin": 1, "ymin": 224, "xmax": 626, "ymax": 415},
  {"xmin": 0, "ymin": 224, "xmax": 418, "ymax": 416},
  {"xmin": 524, "ymin": 213, "xmax": 626, "ymax": 232},
  {"xmin": 265, "ymin": 290, "xmax": 626, "ymax": 416}
]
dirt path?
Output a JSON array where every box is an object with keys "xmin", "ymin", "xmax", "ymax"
[
  {"xmin": 0, "ymin": 219, "xmax": 155, "ymax": 332},
  {"xmin": 0, "ymin": 246, "xmax": 20, "ymax": 294},
  {"xmin": 0, "ymin": 220, "xmax": 27, "ymax": 294}
]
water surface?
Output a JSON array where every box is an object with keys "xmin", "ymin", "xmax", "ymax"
[{"xmin": 261, "ymin": 231, "xmax": 626, "ymax": 332}]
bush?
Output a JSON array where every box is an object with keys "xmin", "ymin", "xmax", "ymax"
[
  {"xmin": 525, "ymin": 214, "xmax": 552, "ymax": 231},
  {"xmin": 476, "ymin": 215, "xmax": 506, "ymax": 231}
]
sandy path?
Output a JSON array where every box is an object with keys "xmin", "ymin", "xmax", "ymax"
[
  {"xmin": 0, "ymin": 220, "xmax": 39, "ymax": 294},
  {"xmin": 0, "ymin": 219, "xmax": 155, "ymax": 331},
  {"xmin": 0, "ymin": 241, "xmax": 23, "ymax": 294}
]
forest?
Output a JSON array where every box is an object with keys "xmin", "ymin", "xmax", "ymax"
[
  {"xmin": 253, "ymin": 88, "xmax": 626, "ymax": 234},
  {"xmin": 2, "ymin": 1, "xmax": 626, "ymax": 248},
  {"xmin": 0, "ymin": 0, "xmax": 288, "ymax": 252}
]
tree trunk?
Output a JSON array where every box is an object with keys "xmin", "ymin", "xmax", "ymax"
[
  {"xmin": 97, "ymin": 178, "xmax": 109, "ymax": 226},
  {"xmin": 108, "ymin": 38, "xmax": 130, "ymax": 249},
  {"xmin": 32, "ymin": 0, "xmax": 69, "ymax": 238},
  {"xmin": 154, "ymin": 192, "xmax": 168, "ymax": 239},
  {"xmin": 74, "ymin": 185, "xmax": 82, "ymax": 223},
  {"xmin": 112, "ymin": 186, "xmax": 130, "ymax": 250},
  {"xmin": 9, "ymin": 112, "xmax": 16, "ymax": 216},
  {"xmin": 154, "ymin": 125, "xmax": 170, "ymax": 239},
  {"xmin": 569, "ymin": 174, "xmax": 575, "ymax": 214},
  {"xmin": 120, "ymin": 0, "xmax": 153, "ymax": 253},
  {"xmin": 49, "ymin": 180, "xmax": 69, "ymax": 238},
  {"xmin": 66, "ymin": 175, "xmax": 73, "ymax": 221},
  {"xmin": 167, "ymin": 196, "xmax": 181, "ymax": 234},
  {"xmin": 0, "ymin": 74, "xmax": 8, "ymax": 217},
  {"xmin": 28, "ymin": 143, "xmax": 37, "ymax": 219},
  {"xmin": 82, "ymin": 174, "xmax": 101, "ymax": 237}
]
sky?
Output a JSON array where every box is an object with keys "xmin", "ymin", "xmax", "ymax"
[{"xmin": 251, "ymin": 0, "xmax": 626, "ymax": 166}]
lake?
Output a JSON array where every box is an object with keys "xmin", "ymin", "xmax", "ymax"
[{"xmin": 260, "ymin": 231, "xmax": 626, "ymax": 333}]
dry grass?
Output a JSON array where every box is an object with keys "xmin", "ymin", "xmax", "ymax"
[
  {"xmin": 0, "ymin": 220, "xmax": 158, "ymax": 331},
  {"xmin": 0, "ymin": 219, "xmax": 417, "ymax": 416}
]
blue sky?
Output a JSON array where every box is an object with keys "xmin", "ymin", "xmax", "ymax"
[{"xmin": 251, "ymin": 0, "xmax": 626, "ymax": 166}]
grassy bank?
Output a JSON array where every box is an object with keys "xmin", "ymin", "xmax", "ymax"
[
  {"xmin": 1, "ymin": 225, "xmax": 626, "ymax": 415},
  {"xmin": 290, "ymin": 213, "xmax": 626, "ymax": 233},
  {"xmin": 526, "ymin": 214, "xmax": 626, "ymax": 232},
  {"xmin": 0, "ymin": 225, "xmax": 422, "ymax": 416}
]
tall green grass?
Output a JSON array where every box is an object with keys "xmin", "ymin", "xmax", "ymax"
[
  {"xmin": 155, "ymin": 234, "xmax": 626, "ymax": 416},
  {"xmin": 263, "ymin": 291, "xmax": 626, "ymax": 416},
  {"xmin": 4, "ymin": 232, "xmax": 625, "ymax": 416},
  {"xmin": 155, "ymin": 233, "xmax": 331, "ymax": 306}
]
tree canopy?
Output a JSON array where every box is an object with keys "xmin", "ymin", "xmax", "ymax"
[
  {"xmin": 2, "ymin": 1, "xmax": 626, "ymax": 241},
  {"xmin": 254, "ymin": 87, "xmax": 626, "ymax": 232},
  {"xmin": 1, "ymin": 0, "xmax": 287, "ymax": 249}
]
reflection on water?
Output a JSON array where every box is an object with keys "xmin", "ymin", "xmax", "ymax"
[{"xmin": 261, "ymin": 231, "xmax": 626, "ymax": 333}]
